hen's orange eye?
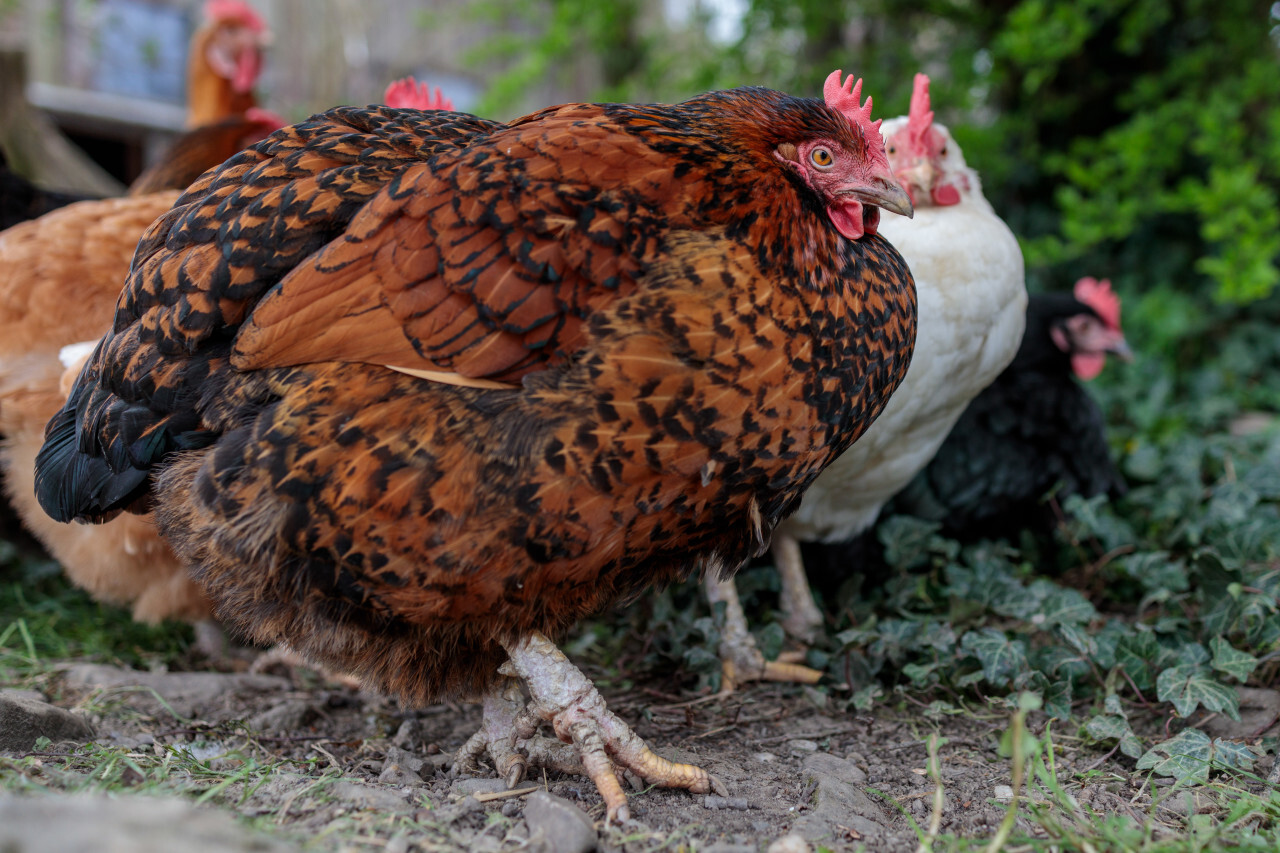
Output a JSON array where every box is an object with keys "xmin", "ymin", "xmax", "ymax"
[
  {"xmin": 940, "ymin": 145, "xmax": 948, "ymax": 156},
  {"xmin": 887, "ymin": 145, "xmax": 896, "ymax": 155},
  {"xmin": 809, "ymin": 147, "xmax": 834, "ymax": 169}
]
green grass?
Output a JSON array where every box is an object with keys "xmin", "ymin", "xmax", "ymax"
[{"xmin": 0, "ymin": 548, "xmax": 194, "ymax": 687}]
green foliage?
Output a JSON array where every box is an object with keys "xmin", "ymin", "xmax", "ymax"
[
  {"xmin": 0, "ymin": 548, "xmax": 193, "ymax": 683},
  {"xmin": 1136, "ymin": 728, "xmax": 1260, "ymax": 784},
  {"xmin": 464, "ymin": 0, "xmax": 1280, "ymax": 320},
  {"xmin": 825, "ymin": 416, "xmax": 1279, "ymax": 767}
]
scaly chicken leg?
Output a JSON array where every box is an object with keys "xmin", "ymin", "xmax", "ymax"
[
  {"xmin": 455, "ymin": 631, "xmax": 725, "ymax": 821},
  {"xmin": 703, "ymin": 575, "xmax": 822, "ymax": 692},
  {"xmin": 772, "ymin": 533, "xmax": 825, "ymax": 644}
]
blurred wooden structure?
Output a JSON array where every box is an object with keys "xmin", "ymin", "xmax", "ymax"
[{"xmin": 4, "ymin": 0, "xmax": 593, "ymax": 190}]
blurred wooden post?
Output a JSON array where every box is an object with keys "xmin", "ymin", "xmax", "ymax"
[{"xmin": 0, "ymin": 43, "xmax": 125, "ymax": 196}]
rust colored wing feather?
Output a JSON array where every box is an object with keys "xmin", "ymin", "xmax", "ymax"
[{"xmin": 232, "ymin": 110, "xmax": 694, "ymax": 382}]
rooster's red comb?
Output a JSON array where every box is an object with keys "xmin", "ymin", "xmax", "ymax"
[
  {"xmin": 1074, "ymin": 277, "xmax": 1122, "ymax": 330},
  {"xmin": 906, "ymin": 73, "xmax": 935, "ymax": 150},
  {"xmin": 823, "ymin": 69, "xmax": 885, "ymax": 151},
  {"xmin": 204, "ymin": 0, "xmax": 266, "ymax": 33},
  {"xmin": 384, "ymin": 77, "xmax": 455, "ymax": 112}
]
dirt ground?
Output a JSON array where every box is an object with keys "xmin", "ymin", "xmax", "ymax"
[{"xmin": 7, "ymin": 653, "xmax": 1251, "ymax": 853}]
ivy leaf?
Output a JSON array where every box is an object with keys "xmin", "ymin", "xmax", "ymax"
[
  {"xmin": 1086, "ymin": 714, "xmax": 1144, "ymax": 759},
  {"xmin": 877, "ymin": 515, "xmax": 948, "ymax": 570},
  {"xmin": 754, "ymin": 621, "xmax": 785, "ymax": 662},
  {"xmin": 1115, "ymin": 551, "xmax": 1190, "ymax": 594},
  {"xmin": 1177, "ymin": 643, "xmax": 1211, "ymax": 667},
  {"xmin": 1209, "ymin": 636, "xmax": 1259, "ymax": 682},
  {"xmin": 1038, "ymin": 587, "xmax": 1098, "ymax": 628},
  {"xmin": 1086, "ymin": 714, "xmax": 1130, "ymax": 740},
  {"xmin": 1055, "ymin": 623, "xmax": 1097, "ymax": 658},
  {"xmin": 1137, "ymin": 729, "xmax": 1258, "ymax": 782},
  {"xmin": 961, "ymin": 629, "xmax": 1027, "ymax": 686},
  {"xmin": 1137, "ymin": 729, "xmax": 1213, "ymax": 783},
  {"xmin": 1116, "ymin": 631, "xmax": 1161, "ymax": 690},
  {"xmin": 902, "ymin": 662, "xmax": 940, "ymax": 687},
  {"xmin": 1155, "ymin": 664, "xmax": 1240, "ymax": 720},
  {"xmin": 850, "ymin": 684, "xmax": 881, "ymax": 712},
  {"xmin": 1205, "ymin": 482, "xmax": 1261, "ymax": 529},
  {"xmin": 1041, "ymin": 677, "xmax": 1072, "ymax": 721}
]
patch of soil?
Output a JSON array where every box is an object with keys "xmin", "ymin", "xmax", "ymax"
[{"xmin": 3, "ymin": 657, "xmax": 1211, "ymax": 853}]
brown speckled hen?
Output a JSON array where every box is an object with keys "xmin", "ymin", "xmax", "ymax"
[{"xmin": 36, "ymin": 72, "xmax": 916, "ymax": 819}]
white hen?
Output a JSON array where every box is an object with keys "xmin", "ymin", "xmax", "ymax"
[
  {"xmin": 776, "ymin": 72, "xmax": 1027, "ymax": 632},
  {"xmin": 706, "ymin": 74, "xmax": 1027, "ymax": 683}
]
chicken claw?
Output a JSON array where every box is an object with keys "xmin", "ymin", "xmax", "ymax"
[
  {"xmin": 704, "ymin": 575, "xmax": 823, "ymax": 692},
  {"xmin": 463, "ymin": 631, "xmax": 724, "ymax": 822}
]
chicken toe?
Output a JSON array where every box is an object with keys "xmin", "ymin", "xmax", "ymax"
[
  {"xmin": 704, "ymin": 574, "xmax": 823, "ymax": 692},
  {"xmin": 499, "ymin": 631, "xmax": 725, "ymax": 822}
]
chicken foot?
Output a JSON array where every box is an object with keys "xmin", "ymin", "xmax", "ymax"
[
  {"xmin": 772, "ymin": 532, "xmax": 825, "ymax": 643},
  {"xmin": 456, "ymin": 631, "xmax": 726, "ymax": 822},
  {"xmin": 703, "ymin": 574, "xmax": 822, "ymax": 692}
]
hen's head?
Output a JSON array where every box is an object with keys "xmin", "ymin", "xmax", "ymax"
[
  {"xmin": 200, "ymin": 0, "xmax": 270, "ymax": 94},
  {"xmin": 770, "ymin": 70, "xmax": 913, "ymax": 241},
  {"xmin": 880, "ymin": 74, "xmax": 974, "ymax": 209},
  {"xmin": 383, "ymin": 77, "xmax": 456, "ymax": 112},
  {"xmin": 1056, "ymin": 277, "xmax": 1130, "ymax": 380}
]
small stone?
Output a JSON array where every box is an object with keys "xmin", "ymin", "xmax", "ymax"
[
  {"xmin": 378, "ymin": 762, "xmax": 423, "ymax": 787},
  {"xmin": 788, "ymin": 739, "xmax": 819, "ymax": 755},
  {"xmin": 246, "ymin": 700, "xmax": 312, "ymax": 733},
  {"xmin": 501, "ymin": 800, "xmax": 521, "ymax": 818},
  {"xmin": 0, "ymin": 792, "xmax": 299, "ymax": 852},
  {"xmin": 752, "ymin": 752, "xmax": 778, "ymax": 763},
  {"xmin": 766, "ymin": 833, "xmax": 810, "ymax": 853},
  {"xmin": 384, "ymin": 746, "xmax": 425, "ymax": 774},
  {"xmin": 392, "ymin": 719, "xmax": 422, "ymax": 749},
  {"xmin": 452, "ymin": 777, "xmax": 508, "ymax": 797},
  {"xmin": 993, "ymin": 785, "xmax": 1014, "ymax": 801},
  {"xmin": 0, "ymin": 694, "xmax": 95, "ymax": 752},
  {"xmin": 524, "ymin": 791, "xmax": 596, "ymax": 853},
  {"xmin": 704, "ymin": 795, "xmax": 750, "ymax": 810},
  {"xmin": 385, "ymin": 839, "xmax": 411, "ymax": 853},
  {"xmin": 469, "ymin": 835, "xmax": 502, "ymax": 853},
  {"xmin": 328, "ymin": 781, "xmax": 414, "ymax": 813},
  {"xmin": 802, "ymin": 752, "xmax": 867, "ymax": 786}
]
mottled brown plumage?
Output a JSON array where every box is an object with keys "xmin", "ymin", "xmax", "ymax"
[{"xmin": 38, "ymin": 87, "xmax": 915, "ymax": 813}]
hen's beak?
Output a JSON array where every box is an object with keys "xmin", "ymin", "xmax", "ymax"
[
  {"xmin": 1106, "ymin": 333, "xmax": 1134, "ymax": 362},
  {"xmin": 849, "ymin": 178, "xmax": 914, "ymax": 219}
]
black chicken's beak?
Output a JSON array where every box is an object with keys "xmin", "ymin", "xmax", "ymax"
[
  {"xmin": 1107, "ymin": 333, "xmax": 1134, "ymax": 362},
  {"xmin": 850, "ymin": 180, "xmax": 914, "ymax": 219}
]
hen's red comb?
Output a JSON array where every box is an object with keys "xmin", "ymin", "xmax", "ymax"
[
  {"xmin": 1074, "ymin": 277, "xmax": 1122, "ymax": 330},
  {"xmin": 905, "ymin": 73, "xmax": 935, "ymax": 150},
  {"xmin": 204, "ymin": 0, "xmax": 266, "ymax": 33},
  {"xmin": 384, "ymin": 77, "xmax": 455, "ymax": 112},
  {"xmin": 823, "ymin": 69, "xmax": 885, "ymax": 150},
  {"xmin": 245, "ymin": 107, "xmax": 286, "ymax": 130}
]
